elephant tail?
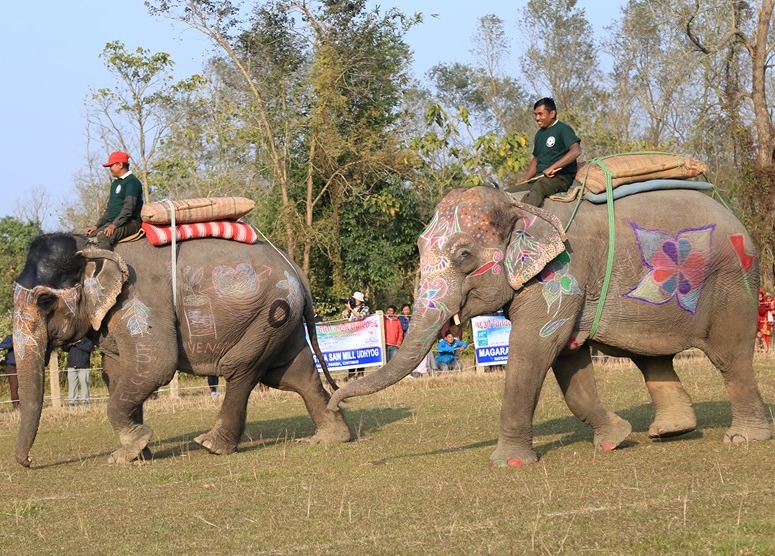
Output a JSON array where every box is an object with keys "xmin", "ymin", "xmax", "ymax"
[{"xmin": 302, "ymin": 291, "xmax": 338, "ymax": 392}]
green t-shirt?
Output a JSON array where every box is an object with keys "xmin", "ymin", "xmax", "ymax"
[
  {"xmin": 105, "ymin": 173, "xmax": 143, "ymax": 223},
  {"xmin": 532, "ymin": 120, "xmax": 580, "ymax": 178}
]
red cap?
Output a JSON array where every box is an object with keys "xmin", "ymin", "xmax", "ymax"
[{"xmin": 102, "ymin": 151, "xmax": 130, "ymax": 167}]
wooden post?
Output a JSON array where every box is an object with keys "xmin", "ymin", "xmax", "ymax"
[
  {"xmin": 48, "ymin": 351, "xmax": 61, "ymax": 409},
  {"xmin": 169, "ymin": 372, "xmax": 180, "ymax": 399}
]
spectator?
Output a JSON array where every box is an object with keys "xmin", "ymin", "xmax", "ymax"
[
  {"xmin": 85, "ymin": 151, "xmax": 144, "ymax": 250},
  {"xmin": 64, "ymin": 337, "xmax": 95, "ymax": 406},
  {"xmin": 505, "ymin": 97, "xmax": 581, "ymax": 207},
  {"xmin": 436, "ymin": 332, "xmax": 467, "ymax": 372},
  {"xmin": 342, "ymin": 291, "xmax": 369, "ymax": 380},
  {"xmin": 207, "ymin": 376, "xmax": 220, "ymax": 398},
  {"xmin": 0, "ymin": 334, "xmax": 20, "ymax": 410},
  {"xmin": 383, "ymin": 305, "xmax": 404, "ymax": 362},
  {"xmin": 758, "ymin": 289, "xmax": 771, "ymax": 352},
  {"xmin": 398, "ymin": 303, "xmax": 412, "ymax": 335}
]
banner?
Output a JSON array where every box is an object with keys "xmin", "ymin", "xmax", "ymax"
[
  {"xmin": 471, "ymin": 314, "xmax": 511, "ymax": 366},
  {"xmin": 307, "ymin": 314, "xmax": 385, "ymax": 371}
]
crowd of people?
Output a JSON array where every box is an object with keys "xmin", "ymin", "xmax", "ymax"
[{"xmin": 757, "ymin": 288, "xmax": 775, "ymax": 351}]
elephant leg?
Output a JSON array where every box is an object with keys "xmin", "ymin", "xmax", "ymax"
[
  {"xmin": 102, "ymin": 355, "xmax": 155, "ymax": 464},
  {"xmin": 552, "ymin": 347, "xmax": 632, "ymax": 450},
  {"xmin": 194, "ymin": 368, "xmax": 261, "ymax": 455},
  {"xmin": 631, "ymin": 355, "xmax": 696, "ymax": 438},
  {"xmin": 490, "ymin": 349, "xmax": 553, "ymax": 467},
  {"xmin": 703, "ymin": 343, "xmax": 772, "ymax": 443},
  {"xmin": 262, "ymin": 349, "xmax": 351, "ymax": 444}
]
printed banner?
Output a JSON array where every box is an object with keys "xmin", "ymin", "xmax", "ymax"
[
  {"xmin": 307, "ymin": 314, "xmax": 385, "ymax": 371},
  {"xmin": 471, "ymin": 314, "xmax": 511, "ymax": 366}
]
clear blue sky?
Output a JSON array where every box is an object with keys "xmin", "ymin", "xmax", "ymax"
[{"xmin": 0, "ymin": 0, "xmax": 622, "ymax": 229}]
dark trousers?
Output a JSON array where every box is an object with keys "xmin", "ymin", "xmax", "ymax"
[
  {"xmin": 6, "ymin": 363, "xmax": 19, "ymax": 410},
  {"xmin": 87, "ymin": 220, "xmax": 142, "ymax": 250},
  {"xmin": 506, "ymin": 174, "xmax": 572, "ymax": 207}
]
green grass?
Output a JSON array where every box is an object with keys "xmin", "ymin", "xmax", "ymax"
[{"xmin": 1, "ymin": 355, "xmax": 774, "ymax": 555}]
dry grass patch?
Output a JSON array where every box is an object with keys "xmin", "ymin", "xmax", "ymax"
[{"xmin": 0, "ymin": 356, "xmax": 773, "ymax": 555}]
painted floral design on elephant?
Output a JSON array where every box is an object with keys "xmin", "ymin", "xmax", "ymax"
[
  {"xmin": 121, "ymin": 295, "xmax": 152, "ymax": 337},
  {"xmin": 728, "ymin": 233, "xmax": 757, "ymax": 304},
  {"xmin": 536, "ymin": 251, "xmax": 580, "ymax": 315},
  {"xmin": 625, "ymin": 222, "xmax": 714, "ymax": 315},
  {"xmin": 505, "ymin": 214, "xmax": 547, "ymax": 284},
  {"xmin": 415, "ymin": 277, "xmax": 448, "ymax": 315}
]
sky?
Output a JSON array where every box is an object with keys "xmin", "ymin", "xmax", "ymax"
[{"xmin": 0, "ymin": 0, "xmax": 624, "ymax": 229}]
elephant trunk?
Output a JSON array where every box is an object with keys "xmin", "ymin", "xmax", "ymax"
[
  {"xmin": 327, "ymin": 309, "xmax": 449, "ymax": 410},
  {"xmin": 14, "ymin": 346, "xmax": 47, "ymax": 468}
]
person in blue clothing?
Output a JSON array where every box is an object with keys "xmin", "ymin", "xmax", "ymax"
[
  {"xmin": 436, "ymin": 331, "xmax": 467, "ymax": 371},
  {"xmin": 0, "ymin": 334, "xmax": 19, "ymax": 410}
]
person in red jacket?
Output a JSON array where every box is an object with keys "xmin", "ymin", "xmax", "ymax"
[
  {"xmin": 384, "ymin": 305, "xmax": 404, "ymax": 362},
  {"xmin": 757, "ymin": 288, "xmax": 771, "ymax": 351}
]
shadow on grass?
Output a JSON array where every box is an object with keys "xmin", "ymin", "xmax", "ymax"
[
  {"xmin": 150, "ymin": 406, "xmax": 413, "ymax": 460},
  {"xmin": 381, "ymin": 400, "xmax": 736, "ymax": 463}
]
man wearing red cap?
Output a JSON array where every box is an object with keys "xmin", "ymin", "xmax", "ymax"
[{"xmin": 86, "ymin": 151, "xmax": 144, "ymax": 249}]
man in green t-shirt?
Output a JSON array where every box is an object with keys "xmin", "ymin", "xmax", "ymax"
[
  {"xmin": 507, "ymin": 97, "xmax": 581, "ymax": 207},
  {"xmin": 86, "ymin": 151, "xmax": 144, "ymax": 249}
]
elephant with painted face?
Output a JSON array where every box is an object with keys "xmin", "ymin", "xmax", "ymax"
[
  {"xmin": 329, "ymin": 186, "xmax": 772, "ymax": 466},
  {"xmin": 13, "ymin": 233, "xmax": 351, "ymax": 467}
]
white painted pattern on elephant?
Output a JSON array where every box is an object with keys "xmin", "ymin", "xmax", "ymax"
[
  {"xmin": 12, "ymin": 283, "xmax": 38, "ymax": 359},
  {"xmin": 83, "ymin": 276, "xmax": 101, "ymax": 301},
  {"xmin": 212, "ymin": 263, "xmax": 271, "ymax": 298},
  {"xmin": 121, "ymin": 295, "xmax": 151, "ymax": 337},
  {"xmin": 182, "ymin": 266, "xmax": 217, "ymax": 338},
  {"xmin": 57, "ymin": 286, "xmax": 80, "ymax": 316},
  {"xmin": 277, "ymin": 270, "xmax": 302, "ymax": 315}
]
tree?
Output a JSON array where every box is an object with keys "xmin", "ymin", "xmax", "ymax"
[
  {"xmin": 518, "ymin": 0, "xmax": 602, "ymax": 123},
  {"xmin": 0, "ymin": 216, "xmax": 42, "ymax": 315},
  {"xmin": 428, "ymin": 15, "xmax": 530, "ymax": 137},
  {"xmin": 147, "ymin": 0, "xmax": 420, "ymax": 301},
  {"xmin": 87, "ymin": 40, "xmax": 206, "ymax": 201}
]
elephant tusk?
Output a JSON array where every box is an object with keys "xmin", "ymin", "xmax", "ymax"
[{"xmin": 453, "ymin": 314, "xmax": 461, "ymax": 326}]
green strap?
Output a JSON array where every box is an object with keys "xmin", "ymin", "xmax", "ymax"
[{"xmin": 585, "ymin": 158, "xmax": 616, "ymax": 339}]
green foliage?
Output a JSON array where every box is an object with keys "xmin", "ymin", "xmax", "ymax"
[
  {"xmin": 410, "ymin": 103, "xmax": 530, "ymax": 191},
  {"xmin": 0, "ymin": 216, "xmax": 41, "ymax": 315},
  {"xmin": 338, "ymin": 180, "xmax": 424, "ymax": 308}
]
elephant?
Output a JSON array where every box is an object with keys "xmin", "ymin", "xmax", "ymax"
[
  {"xmin": 12, "ymin": 233, "xmax": 351, "ymax": 467},
  {"xmin": 328, "ymin": 185, "xmax": 772, "ymax": 466}
]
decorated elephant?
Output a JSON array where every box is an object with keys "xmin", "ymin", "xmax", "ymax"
[
  {"xmin": 13, "ymin": 233, "xmax": 351, "ymax": 467},
  {"xmin": 328, "ymin": 185, "xmax": 772, "ymax": 466}
]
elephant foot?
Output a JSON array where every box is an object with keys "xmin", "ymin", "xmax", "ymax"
[
  {"xmin": 593, "ymin": 414, "xmax": 632, "ymax": 451},
  {"xmin": 724, "ymin": 422, "xmax": 772, "ymax": 444},
  {"xmin": 648, "ymin": 409, "xmax": 697, "ymax": 439},
  {"xmin": 194, "ymin": 430, "xmax": 238, "ymax": 455},
  {"xmin": 489, "ymin": 442, "xmax": 538, "ymax": 468},
  {"xmin": 109, "ymin": 425, "xmax": 153, "ymax": 464},
  {"xmin": 305, "ymin": 412, "xmax": 352, "ymax": 444}
]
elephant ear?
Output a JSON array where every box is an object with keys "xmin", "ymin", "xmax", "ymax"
[
  {"xmin": 77, "ymin": 246, "xmax": 129, "ymax": 331},
  {"xmin": 505, "ymin": 201, "xmax": 567, "ymax": 290}
]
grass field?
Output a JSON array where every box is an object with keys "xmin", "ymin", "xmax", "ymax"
[{"xmin": 1, "ymin": 354, "xmax": 774, "ymax": 555}]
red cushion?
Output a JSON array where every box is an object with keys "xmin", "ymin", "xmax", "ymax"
[{"xmin": 141, "ymin": 221, "xmax": 258, "ymax": 246}]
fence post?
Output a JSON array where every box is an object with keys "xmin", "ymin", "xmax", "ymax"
[
  {"xmin": 169, "ymin": 372, "xmax": 180, "ymax": 399},
  {"xmin": 48, "ymin": 351, "xmax": 61, "ymax": 409}
]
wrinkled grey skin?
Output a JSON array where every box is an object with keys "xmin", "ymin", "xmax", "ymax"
[
  {"xmin": 13, "ymin": 233, "xmax": 350, "ymax": 467},
  {"xmin": 329, "ymin": 186, "xmax": 771, "ymax": 466}
]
